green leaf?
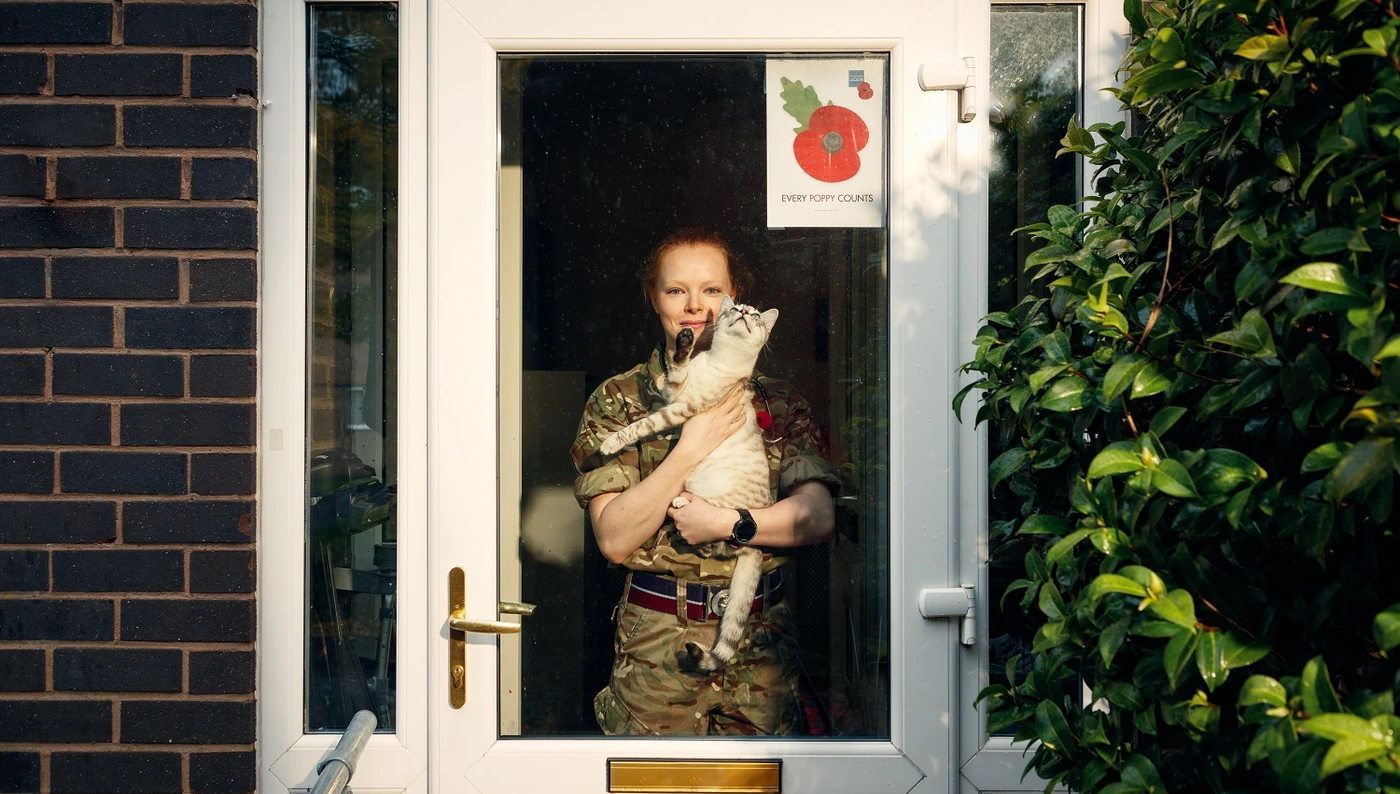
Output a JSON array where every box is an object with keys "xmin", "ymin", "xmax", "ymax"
[
  {"xmin": 1300, "ymin": 228, "xmax": 1362, "ymax": 255},
  {"xmin": 1124, "ymin": 0, "xmax": 1148, "ymax": 33},
  {"xmin": 1148, "ymin": 588, "xmax": 1197, "ymax": 628},
  {"xmin": 1120, "ymin": 755, "xmax": 1165, "ymax": 792},
  {"xmin": 1303, "ymin": 656, "xmax": 1344, "ymax": 717},
  {"xmin": 1046, "ymin": 528, "xmax": 1095, "ymax": 569},
  {"xmin": 1374, "ymin": 335, "xmax": 1400, "ymax": 360},
  {"xmin": 1086, "ymin": 573, "xmax": 1150, "ymax": 602},
  {"xmin": 1302, "ymin": 442, "xmax": 1351, "ymax": 472},
  {"xmin": 1151, "ymin": 459, "xmax": 1200, "ymax": 498},
  {"xmin": 1149, "ymin": 406, "xmax": 1187, "ymax": 436},
  {"xmin": 1103, "ymin": 354, "xmax": 1147, "ymax": 401},
  {"xmin": 1280, "ymin": 741, "xmax": 1327, "ymax": 794},
  {"xmin": 1197, "ymin": 630, "xmax": 1228, "ymax": 692},
  {"xmin": 1279, "ymin": 262, "xmax": 1368, "ymax": 299},
  {"xmin": 1041, "ymin": 377, "xmax": 1090, "ymax": 412},
  {"xmin": 1301, "ymin": 713, "xmax": 1386, "ymax": 743},
  {"xmin": 989, "ymin": 446, "xmax": 1029, "ymax": 489},
  {"xmin": 1035, "ymin": 699, "xmax": 1078, "ymax": 754},
  {"xmin": 1150, "ymin": 27, "xmax": 1186, "ymax": 62},
  {"xmin": 1222, "ymin": 631, "xmax": 1270, "ymax": 670},
  {"xmin": 1165, "ymin": 628, "xmax": 1201, "ymax": 689},
  {"xmin": 1332, "ymin": 437, "xmax": 1394, "ymax": 498},
  {"xmin": 1018, "ymin": 514, "xmax": 1071, "ymax": 535},
  {"xmin": 1131, "ymin": 361, "xmax": 1173, "ymax": 399},
  {"xmin": 1239, "ymin": 675, "xmax": 1288, "ymax": 708},
  {"xmin": 1029, "ymin": 362, "xmax": 1069, "ymax": 393},
  {"xmin": 1206, "ymin": 308, "xmax": 1277, "ymax": 358},
  {"xmin": 779, "ymin": 77, "xmax": 823, "ymax": 132},
  {"xmin": 1320, "ymin": 736, "xmax": 1390, "ymax": 777},
  {"xmin": 1196, "ymin": 449, "xmax": 1268, "ymax": 495},
  {"xmin": 1089, "ymin": 446, "xmax": 1147, "ymax": 478},
  {"xmin": 1236, "ymin": 34, "xmax": 1291, "ymax": 61},
  {"xmin": 1374, "ymin": 604, "xmax": 1400, "ymax": 651}
]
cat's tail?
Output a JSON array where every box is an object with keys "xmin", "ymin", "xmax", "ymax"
[{"xmin": 684, "ymin": 547, "xmax": 764, "ymax": 674}]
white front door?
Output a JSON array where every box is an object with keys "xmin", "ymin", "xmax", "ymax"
[{"xmin": 425, "ymin": 1, "xmax": 980, "ymax": 792}]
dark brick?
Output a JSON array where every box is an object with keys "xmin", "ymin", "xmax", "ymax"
[
  {"xmin": 0, "ymin": 700, "xmax": 110, "ymax": 742},
  {"xmin": 120, "ymin": 599, "xmax": 252, "ymax": 643},
  {"xmin": 0, "ymin": 306, "xmax": 111, "ymax": 347},
  {"xmin": 0, "ymin": 154, "xmax": 44, "ymax": 197},
  {"xmin": 54, "ymin": 648, "xmax": 181, "ymax": 692},
  {"xmin": 0, "ymin": 257, "xmax": 45, "ymax": 298},
  {"xmin": 0, "ymin": 53, "xmax": 46, "ymax": 95},
  {"xmin": 189, "ymin": 258, "xmax": 255, "ymax": 302},
  {"xmin": 0, "ymin": 206, "xmax": 113, "ymax": 248},
  {"xmin": 0, "ymin": 650, "xmax": 45, "ymax": 692},
  {"xmin": 0, "ymin": 451, "xmax": 53, "ymax": 493},
  {"xmin": 0, "ymin": 403, "xmax": 109, "ymax": 445},
  {"xmin": 0, "ymin": 355, "xmax": 44, "ymax": 395},
  {"xmin": 191, "ymin": 453, "xmax": 253, "ymax": 495},
  {"xmin": 0, "ymin": 550, "xmax": 47, "ymax": 591},
  {"xmin": 124, "ymin": 106, "xmax": 255, "ymax": 148},
  {"xmin": 56, "ymin": 54, "xmax": 181, "ymax": 97},
  {"xmin": 191, "ymin": 158, "xmax": 254, "ymax": 200},
  {"xmin": 51, "ymin": 752, "xmax": 180, "ymax": 794},
  {"xmin": 190, "ymin": 752, "xmax": 254, "ymax": 794},
  {"xmin": 123, "ymin": 404, "xmax": 252, "ymax": 446},
  {"xmin": 125, "ymin": 207, "xmax": 255, "ymax": 250},
  {"xmin": 124, "ymin": 4, "xmax": 255, "ymax": 47},
  {"xmin": 0, "ymin": 4, "xmax": 111, "ymax": 45},
  {"xmin": 127, "ymin": 308, "xmax": 254, "ymax": 349},
  {"xmin": 54, "ymin": 354, "xmax": 182, "ymax": 397},
  {"xmin": 0, "ymin": 104, "xmax": 114, "ymax": 146},
  {"xmin": 56, "ymin": 157, "xmax": 181, "ymax": 200},
  {"xmin": 52, "ymin": 256, "xmax": 178, "ymax": 300},
  {"xmin": 189, "ymin": 650, "xmax": 252, "ymax": 695},
  {"xmin": 190, "ymin": 551, "xmax": 252, "ymax": 593},
  {"xmin": 190, "ymin": 355, "xmax": 254, "ymax": 395},
  {"xmin": 60, "ymin": 452, "xmax": 186, "ymax": 496},
  {"xmin": 0, "ymin": 501, "xmax": 116, "ymax": 544},
  {"xmin": 124, "ymin": 501, "xmax": 253, "ymax": 544},
  {"xmin": 53, "ymin": 549, "xmax": 183, "ymax": 592},
  {"xmin": 0, "ymin": 599, "xmax": 113, "ymax": 641},
  {"xmin": 191, "ymin": 55, "xmax": 255, "ymax": 99},
  {"xmin": 123, "ymin": 701, "xmax": 252, "ymax": 744},
  {"xmin": 0, "ymin": 751, "xmax": 40, "ymax": 794}
]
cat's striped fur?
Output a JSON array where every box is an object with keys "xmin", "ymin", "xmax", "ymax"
[{"xmin": 600, "ymin": 296, "xmax": 779, "ymax": 672}]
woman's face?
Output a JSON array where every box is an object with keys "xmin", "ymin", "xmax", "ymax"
[{"xmin": 650, "ymin": 243, "xmax": 734, "ymax": 354}]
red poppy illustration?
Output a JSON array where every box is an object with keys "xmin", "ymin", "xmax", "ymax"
[
  {"xmin": 792, "ymin": 104, "xmax": 870, "ymax": 183},
  {"xmin": 857, "ymin": 81, "xmax": 873, "ymax": 100}
]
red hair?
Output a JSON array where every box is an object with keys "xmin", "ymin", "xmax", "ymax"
[{"xmin": 638, "ymin": 228, "xmax": 752, "ymax": 305}]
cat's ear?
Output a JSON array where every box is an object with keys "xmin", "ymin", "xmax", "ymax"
[
  {"xmin": 693, "ymin": 310, "xmax": 717, "ymax": 353},
  {"xmin": 760, "ymin": 308, "xmax": 779, "ymax": 330},
  {"xmin": 673, "ymin": 327, "xmax": 696, "ymax": 366},
  {"xmin": 721, "ymin": 294, "xmax": 736, "ymax": 312}
]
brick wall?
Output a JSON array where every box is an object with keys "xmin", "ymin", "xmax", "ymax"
[{"xmin": 0, "ymin": 3, "xmax": 258, "ymax": 794}]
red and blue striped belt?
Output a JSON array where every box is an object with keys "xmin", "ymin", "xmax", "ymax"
[{"xmin": 626, "ymin": 567, "xmax": 785, "ymax": 623}]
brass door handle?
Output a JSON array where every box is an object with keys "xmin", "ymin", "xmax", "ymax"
[{"xmin": 448, "ymin": 568, "xmax": 537, "ymax": 708}]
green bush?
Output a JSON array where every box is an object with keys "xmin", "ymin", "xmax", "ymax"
[{"xmin": 960, "ymin": 0, "xmax": 1400, "ymax": 791}]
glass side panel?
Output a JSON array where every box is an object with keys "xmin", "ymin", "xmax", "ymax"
[
  {"xmin": 500, "ymin": 55, "xmax": 891, "ymax": 738},
  {"xmin": 986, "ymin": 4, "xmax": 1083, "ymax": 731},
  {"xmin": 305, "ymin": 3, "xmax": 399, "ymax": 734}
]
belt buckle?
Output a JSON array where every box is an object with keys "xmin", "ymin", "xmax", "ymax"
[{"xmin": 706, "ymin": 587, "xmax": 730, "ymax": 619}]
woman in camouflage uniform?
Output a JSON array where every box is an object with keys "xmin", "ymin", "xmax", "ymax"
[{"xmin": 571, "ymin": 229, "xmax": 840, "ymax": 736}]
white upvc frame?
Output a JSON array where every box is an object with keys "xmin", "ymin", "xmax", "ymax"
[
  {"xmin": 260, "ymin": 1, "xmax": 430, "ymax": 792},
  {"xmin": 957, "ymin": 1, "xmax": 1129, "ymax": 791}
]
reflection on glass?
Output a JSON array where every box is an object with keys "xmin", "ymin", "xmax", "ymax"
[
  {"xmin": 987, "ymin": 4, "xmax": 1082, "ymax": 727},
  {"xmin": 305, "ymin": 4, "xmax": 398, "ymax": 734},
  {"xmin": 499, "ymin": 55, "xmax": 890, "ymax": 737}
]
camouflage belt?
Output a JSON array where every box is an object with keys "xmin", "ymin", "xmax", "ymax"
[{"xmin": 627, "ymin": 568, "xmax": 784, "ymax": 623}]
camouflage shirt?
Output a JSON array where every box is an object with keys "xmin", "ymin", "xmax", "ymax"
[{"xmin": 571, "ymin": 345, "xmax": 840, "ymax": 582}]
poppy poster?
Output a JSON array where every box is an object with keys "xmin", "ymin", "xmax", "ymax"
[{"xmin": 766, "ymin": 58, "xmax": 885, "ymax": 228}]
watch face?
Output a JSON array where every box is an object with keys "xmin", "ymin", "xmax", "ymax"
[{"xmin": 733, "ymin": 510, "xmax": 758, "ymax": 543}]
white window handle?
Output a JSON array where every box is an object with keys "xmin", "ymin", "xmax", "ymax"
[
  {"xmin": 916, "ymin": 58, "xmax": 977, "ymax": 123},
  {"xmin": 918, "ymin": 586, "xmax": 977, "ymax": 646}
]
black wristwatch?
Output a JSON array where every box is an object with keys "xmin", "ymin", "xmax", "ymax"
[{"xmin": 728, "ymin": 508, "xmax": 758, "ymax": 548}]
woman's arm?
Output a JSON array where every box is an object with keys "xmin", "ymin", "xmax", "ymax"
[
  {"xmin": 588, "ymin": 388, "xmax": 748, "ymax": 563},
  {"xmin": 667, "ymin": 480, "xmax": 835, "ymax": 548}
]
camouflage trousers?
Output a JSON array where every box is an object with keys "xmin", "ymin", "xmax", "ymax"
[{"xmin": 594, "ymin": 571, "xmax": 802, "ymax": 736}]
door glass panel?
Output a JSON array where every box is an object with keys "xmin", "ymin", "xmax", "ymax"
[
  {"xmin": 986, "ymin": 4, "xmax": 1082, "ymax": 731},
  {"xmin": 305, "ymin": 3, "xmax": 399, "ymax": 733},
  {"xmin": 499, "ymin": 55, "xmax": 890, "ymax": 738}
]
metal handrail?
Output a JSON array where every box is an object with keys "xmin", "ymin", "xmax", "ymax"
[{"xmin": 310, "ymin": 710, "xmax": 377, "ymax": 794}]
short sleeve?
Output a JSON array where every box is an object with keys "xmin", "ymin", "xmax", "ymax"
[
  {"xmin": 571, "ymin": 380, "xmax": 643, "ymax": 509},
  {"xmin": 764, "ymin": 379, "xmax": 841, "ymax": 498}
]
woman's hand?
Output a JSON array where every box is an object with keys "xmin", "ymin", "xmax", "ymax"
[
  {"xmin": 672, "ymin": 386, "xmax": 747, "ymax": 464},
  {"xmin": 668, "ymin": 493, "xmax": 734, "ymax": 545}
]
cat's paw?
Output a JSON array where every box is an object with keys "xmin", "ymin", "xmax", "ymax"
[
  {"xmin": 599, "ymin": 434, "xmax": 623, "ymax": 456},
  {"xmin": 671, "ymin": 496, "xmax": 690, "ymax": 509}
]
